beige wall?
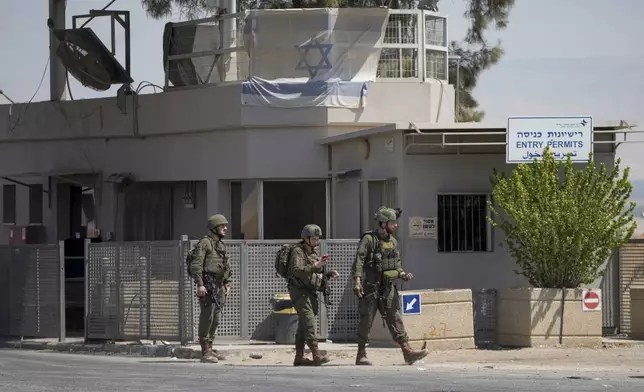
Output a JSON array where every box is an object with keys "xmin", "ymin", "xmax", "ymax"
[
  {"xmin": 0, "ymin": 81, "xmax": 454, "ymax": 142},
  {"xmin": 328, "ymin": 129, "xmax": 618, "ymax": 291}
]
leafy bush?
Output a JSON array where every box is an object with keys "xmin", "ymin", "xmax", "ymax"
[{"xmin": 487, "ymin": 147, "xmax": 637, "ymax": 288}]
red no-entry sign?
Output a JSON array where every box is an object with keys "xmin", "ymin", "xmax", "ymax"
[{"xmin": 582, "ymin": 289, "xmax": 601, "ymax": 312}]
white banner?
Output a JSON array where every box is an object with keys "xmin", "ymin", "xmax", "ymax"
[{"xmin": 243, "ymin": 8, "xmax": 388, "ymax": 82}]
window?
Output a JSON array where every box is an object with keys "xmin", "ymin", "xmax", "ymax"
[
  {"xmin": 366, "ymin": 179, "xmax": 398, "ymax": 231},
  {"xmin": 262, "ymin": 181, "xmax": 327, "ymax": 240},
  {"xmin": 437, "ymin": 194, "xmax": 491, "ymax": 252},
  {"xmin": 29, "ymin": 184, "xmax": 44, "ymax": 225},
  {"xmin": 230, "ymin": 181, "xmax": 260, "ymax": 240},
  {"xmin": 230, "ymin": 180, "xmax": 328, "ymax": 240},
  {"xmin": 367, "ymin": 179, "xmax": 398, "ymax": 214},
  {"xmin": 2, "ymin": 184, "xmax": 16, "ymax": 225}
]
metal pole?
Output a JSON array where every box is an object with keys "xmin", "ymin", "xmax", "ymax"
[
  {"xmin": 318, "ymin": 241, "xmax": 329, "ymax": 341},
  {"xmin": 179, "ymin": 239, "xmax": 187, "ymax": 345},
  {"xmin": 48, "ymin": 0, "xmax": 66, "ymax": 101},
  {"xmin": 58, "ymin": 242, "xmax": 66, "ymax": 342},
  {"xmin": 455, "ymin": 59, "xmax": 460, "ymax": 121},
  {"xmin": 240, "ymin": 242, "xmax": 249, "ymax": 340},
  {"xmin": 83, "ymin": 238, "xmax": 90, "ymax": 342}
]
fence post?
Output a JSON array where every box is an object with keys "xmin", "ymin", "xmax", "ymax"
[
  {"xmin": 240, "ymin": 242, "xmax": 249, "ymax": 340},
  {"xmin": 83, "ymin": 238, "xmax": 90, "ymax": 343},
  {"xmin": 145, "ymin": 245, "xmax": 152, "ymax": 340},
  {"xmin": 318, "ymin": 240, "xmax": 329, "ymax": 341},
  {"xmin": 115, "ymin": 243, "xmax": 122, "ymax": 340},
  {"xmin": 179, "ymin": 238, "xmax": 188, "ymax": 345},
  {"xmin": 58, "ymin": 241, "xmax": 66, "ymax": 342}
]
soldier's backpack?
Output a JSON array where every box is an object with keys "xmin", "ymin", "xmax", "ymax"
[
  {"xmin": 185, "ymin": 237, "xmax": 214, "ymax": 278},
  {"xmin": 274, "ymin": 243, "xmax": 298, "ymax": 279},
  {"xmin": 360, "ymin": 230, "xmax": 381, "ymax": 265}
]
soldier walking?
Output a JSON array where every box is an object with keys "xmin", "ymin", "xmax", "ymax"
[
  {"xmin": 351, "ymin": 206, "xmax": 428, "ymax": 366},
  {"xmin": 188, "ymin": 214, "xmax": 232, "ymax": 363},
  {"xmin": 287, "ymin": 224, "xmax": 340, "ymax": 366}
]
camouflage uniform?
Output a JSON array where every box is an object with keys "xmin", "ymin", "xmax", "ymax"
[
  {"xmin": 189, "ymin": 214, "xmax": 232, "ymax": 363},
  {"xmin": 287, "ymin": 224, "xmax": 331, "ymax": 366},
  {"xmin": 351, "ymin": 207, "xmax": 428, "ymax": 366}
]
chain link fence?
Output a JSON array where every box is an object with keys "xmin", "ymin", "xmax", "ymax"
[
  {"xmin": 0, "ymin": 244, "xmax": 63, "ymax": 339},
  {"xmin": 86, "ymin": 241, "xmax": 190, "ymax": 342},
  {"xmin": 87, "ymin": 239, "xmax": 361, "ymax": 343}
]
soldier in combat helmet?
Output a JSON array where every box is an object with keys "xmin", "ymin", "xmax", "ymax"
[
  {"xmin": 189, "ymin": 214, "xmax": 232, "ymax": 363},
  {"xmin": 288, "ymin": 224, "xmax": 340, "ymax": 366},
  {"xmin": 351, "ymin": 206, "xmax": 429, "ymax": 366}
]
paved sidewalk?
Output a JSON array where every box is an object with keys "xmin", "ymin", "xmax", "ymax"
[{"xmin": 2, "ymin": 337, "xmax": 644, "ymax": 372}]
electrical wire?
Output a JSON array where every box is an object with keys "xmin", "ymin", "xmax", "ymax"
[{"xmin": 9, "ymin": 56, "xmax": 51, "ymax": 132}]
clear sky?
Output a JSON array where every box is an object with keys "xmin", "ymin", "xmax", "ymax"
[{"xmin": 1, "ymin": 0, "xmax": 643, "ymax": 178}]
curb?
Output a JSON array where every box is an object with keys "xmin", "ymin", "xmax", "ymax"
[
  {"xmin": 0, "ymin": 340, "xmax": 338, "ymax": 360},
  {"xmin": 0, "ymin": 340, "xmax": 178, "ymax": 357}
]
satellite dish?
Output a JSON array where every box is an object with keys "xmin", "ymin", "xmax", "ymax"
[{"xmin": 53, "ymin": 27, "xmax": 133, "ymax": 91}]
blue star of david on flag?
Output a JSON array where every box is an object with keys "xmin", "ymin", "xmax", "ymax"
[{"xmin": 295, "ymin": 38, "xmax": 333, "ymax": 79}]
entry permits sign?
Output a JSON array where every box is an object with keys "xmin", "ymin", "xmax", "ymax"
[{"xmin": 506, "ymin": 116, "xmax": 593, "ymax": 164}]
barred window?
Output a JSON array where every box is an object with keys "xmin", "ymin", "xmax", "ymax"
[{"xmin": 437, "ymin": 194, "xmax": 492, "ymax": 252}]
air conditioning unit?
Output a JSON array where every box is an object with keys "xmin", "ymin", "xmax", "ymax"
[{"xmin": 8, "ymin": 226, "xmax": 26, "ymax": 245}]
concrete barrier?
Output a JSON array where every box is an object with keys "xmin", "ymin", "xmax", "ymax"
[
  {"xmin": 629, "ymin": 288, "xmax": 644, "ymax": 340},
  {"xmin": 497, "ymin": 288, "xmax": 602, "ymax": 348},
  {"xmin": 369, "ymin": 289, "xmax": 475, "ymax": 351}
]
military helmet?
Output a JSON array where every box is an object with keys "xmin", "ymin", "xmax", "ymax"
[
  {"xmin": 301, "ymin": 224, "xmax": 323, "ymax": 239},
  {"xmin": 207, "ymin": 214, "xmax": 229, "ymax": 230},
  {"xmin": 374, "ymin": 206, "xmax": 398, "ymax": 223}
]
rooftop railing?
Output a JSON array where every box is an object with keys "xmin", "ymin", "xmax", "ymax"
[{"xmin": 163, "ymin": 8, "xmax": 448, "ymax": 90}]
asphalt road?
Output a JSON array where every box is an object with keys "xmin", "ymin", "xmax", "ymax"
[{"xmin": 0, "ymin": 349, "xmax": 643, "ymax": 392}]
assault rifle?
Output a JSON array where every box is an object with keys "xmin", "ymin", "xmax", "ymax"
[
  {"xmin": 203, "ymin": 273, "xmax": 222, "ymax": 311},
  {"xmin": 320, "ymin": 254, "xmax": 332, "ymax": 308}
]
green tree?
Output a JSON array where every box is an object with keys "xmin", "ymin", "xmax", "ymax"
[
  {"xmin": 142, "ymin": 0, "xmax": 514, "ymax": 121},
  {"xmin": 487, "ymin": 147, "xmax": 637, "ymax": 288}
]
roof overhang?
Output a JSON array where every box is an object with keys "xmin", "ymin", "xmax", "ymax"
[
  {"xmin": 1, "ymin": 168, "xmax": 101, "ymax": 179},
  {"xmin": 318, "ymin": 123, "xmax": 398, "ymax": 145},
  {"xmin": 318, "ymin": 120, "xmax": 642, "ymax": 156},
  {"xmin": 318, "ymin": 120, "xmax": 639, "ymax": 145}
]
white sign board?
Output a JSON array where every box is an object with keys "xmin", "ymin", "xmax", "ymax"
[
  {"xmin": 506, "ymin": 116, "xmax": 593, "ymax": 163},
  {"xmin": 409, "ymin": 217, "xmax": 437, "ymax": 239},
  {"xmin": 581, "ymin": 289, "xmax": 602, "ymax": 312}
]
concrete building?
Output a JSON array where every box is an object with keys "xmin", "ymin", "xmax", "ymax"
[{"xmin": 0, "ymin": 4, "xmax": 637, "ymax": 296}]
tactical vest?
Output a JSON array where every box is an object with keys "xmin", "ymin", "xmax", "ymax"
[
  {"xmin": 365, "ymin": 231, "xmax": 402, "ymax": 273},
  {"xmin": 205, "ymin": 238, "xmax": 230, "ymax": 283},
  {"xmin": 291, "ymin": 244, "xmax": 324, "ymax": 291}
]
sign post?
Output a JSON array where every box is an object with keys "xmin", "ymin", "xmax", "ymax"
[
  {"xmin": 581, "ymin": 289, "xmax": 601, "ymax": 312},
  {"xmin": 401, "ymin": 293, "xmax": 421, "ymax": 315},
  {"xmin": 506, "ymin": 116, "xmax": 593, "ymax": 164}
]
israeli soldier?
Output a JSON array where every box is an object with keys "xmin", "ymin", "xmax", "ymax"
[
  {"xmin": 189, "ymin": 214, "xmax": 232, "ymax": 363},
  {"xmin": 288, "ymin": 224, "xmax": 340, "ymax": 366},
  {"xmin": 351, "ymin": 206, "xmax": 428, "ymax": 366}
]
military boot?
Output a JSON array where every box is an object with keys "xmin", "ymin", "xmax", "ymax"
[
  {"xmin": 293, "ymin": 342, "xmax": 314, "ymax": 367},
  {"xmin": 307, "ymin": 341, "xmax": 330, "ymax": 366},
  {"xmin": 355, "ymin": 343, "xmax": 373, "ymax": 366},
  {"xmin": 399, "ymin": 341, "xmax": 428, "ymax": 365},
  {"xmin": 208, "ymin": 340, "xmax": 227, "ymax": 361},
  {"xmin": 199, "ymin": 338, "xmax": 218, "ymax": 363}
]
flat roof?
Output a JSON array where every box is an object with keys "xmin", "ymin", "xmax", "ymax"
[{"xmin": 318, "ymin": 120, "xmax": 638, "ymax": 145}]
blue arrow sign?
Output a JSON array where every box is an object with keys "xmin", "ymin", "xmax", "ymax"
[{"xmin": 402, "ymin": 293, "xmax": 421, "ymax": 315}]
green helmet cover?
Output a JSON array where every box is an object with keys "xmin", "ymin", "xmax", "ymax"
[
  {"xmin": 374, "ymin": 206, "xmax": 397, "ymax": 223},
  {"xmin": 207, "ymin": 214, "xmax": 229, "ymax": 230},
  {"xmin": 301, "ymin": 224, "xmax": 323, "ymax": 239}
]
